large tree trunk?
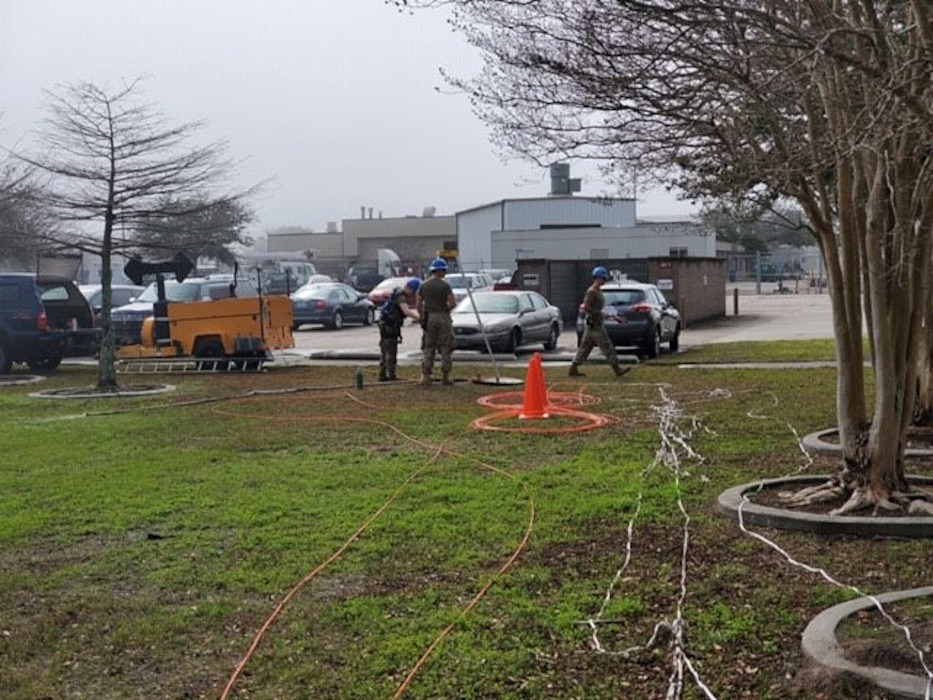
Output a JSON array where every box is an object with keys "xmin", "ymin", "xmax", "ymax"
[
  {"xmin": 831, "ymin": 138, "xmax": 932, "ymax": 512},
  {"xmin": 915, "ymin": 303, "xmax": 933, "ymax": 425},
  {"xmin": 96, "ymin": 211, "xmax": 119, "ymax": 391}
]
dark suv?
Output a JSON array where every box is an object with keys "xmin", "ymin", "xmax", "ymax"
[
  {"xmin": 575, "ymin": 281, "xmax": 681, "ymax": 358},
  {"xmin": 0, "ymin": 273, "xmax": 98, "ymax": 373}
]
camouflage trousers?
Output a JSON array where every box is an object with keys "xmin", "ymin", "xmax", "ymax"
[
  {"xmin": 379, "ymin": 331, "xmax": 400, "ymax": 379},
  {"xmin": 421, "ymin": 313, "xmax": 454, "ymax": 377},
  {"xmin": 573, "ymin": 322, "xmax": 620, "ymax": 368}
]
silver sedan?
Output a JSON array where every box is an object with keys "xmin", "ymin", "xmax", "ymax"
[{"xmin": 451, "ymin": 290, "xmax": 563, "ymax": 353}]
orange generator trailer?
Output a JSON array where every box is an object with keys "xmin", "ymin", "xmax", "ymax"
[{"xmin": 116, "ymin": 295, "xmax": 294, "ymax": 370}]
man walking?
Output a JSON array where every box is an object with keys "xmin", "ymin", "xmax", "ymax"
[
  {"xmin": 569, "ymin": 266, "xmax": 629, "ymax": 378},
  {"xmin": 377, "ymin": 278, "xmax": 421, "ymax": 381},
  {"xmin": 417, "ymin": 257, "xmax": 457, "ymax": 386}
]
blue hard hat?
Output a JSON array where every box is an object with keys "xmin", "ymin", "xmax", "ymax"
[
  {"xmin": 405, "ymin": 278, "xmax": 421, "ymax": 292},
  {"xmin": 592, "ymin": 265, "xmax": 609, "ymax": 279},
  {"xmin": 429, "ymin": 257, "xmax": 448, "ymax": 272}
]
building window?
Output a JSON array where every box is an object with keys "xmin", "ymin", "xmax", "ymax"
[{"xmin": 669, "ymin": 247, "xmax": 688, "ymax": 257}]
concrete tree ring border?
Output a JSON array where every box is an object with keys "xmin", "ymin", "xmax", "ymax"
[
  {"xmin": 0, "ymin": 374, "xmax": 46, "ymax": 387},
  {"xmin": 29, "ymin": 384, "xmax": 176, "ymax": 399},
  {"xmin": 717, "ymin": 475, "xmax": 933, "ymax": 538},
  {"xmin": 801, "ymin": 586, "xmax": 933, "ymax": 699},
  {"xmin": 803, "ymin": 428, "xmax": 933, "ymax": 459}
]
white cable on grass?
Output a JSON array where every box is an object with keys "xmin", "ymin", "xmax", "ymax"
[
  {"xmin": 737, "ymin": 393, "xmax": 931, "ymax": 697},
  {"xmin": 583, "ymin": 387, "xmax": 718, "ymax": 699},
  {"xmin": 737, "ymin": 493, "xmax": 933, "ymax": 695}
]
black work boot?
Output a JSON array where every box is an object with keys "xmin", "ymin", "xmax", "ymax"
[
  {"xmin": 568, "ymin": 363, "xmax": 585, "ymax": 377},
  {"xmin": 613, "ymin": 364, "xmax": 630, "ymax": 377}
]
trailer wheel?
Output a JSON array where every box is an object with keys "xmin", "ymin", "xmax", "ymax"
[
  {"xmin": 0, "ymin": 341, "xmax": 12, "ymax": 374},
  {"xmin": 194, "ymin": 339, "xmax": 228, "ymax": 371},
  {"xmin": 27, "ymin": 351, "xmax": 62, "ymax": 372}
]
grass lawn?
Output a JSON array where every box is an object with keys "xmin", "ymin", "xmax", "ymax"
[{"xmin": 1, "ymin": 345, "xmax": 929, "ymax": 699}]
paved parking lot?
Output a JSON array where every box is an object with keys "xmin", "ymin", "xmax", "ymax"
[
  {"xmin": 59, "ymin": 289, "xmax": 834, "ymax": 370},
  {"xmin": 282, "ymin": 289, "xmax": 835, "ymax": 365}
]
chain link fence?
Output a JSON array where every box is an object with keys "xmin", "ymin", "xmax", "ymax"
[{"xmin": 724, "ymin": 251, "xmax": 828, "ymax": 295}]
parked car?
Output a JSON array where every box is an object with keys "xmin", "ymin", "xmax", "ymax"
[
  {"xmin": 261, "ymin": 271, "xmax": 300, "ymax": 295},
  {"xmin": 451, "ymin": 290, "xmax": 562, "ymax": 353},
  {"xmin": 345, "ymin": 265, "xmax": 385, "ymax": 293},
  {"xmin": 493, "ymin": 274, "xmax": 517, "ymax": 291},
  {"xmin": 575, "ymin": 281, "xmax": 681, "ymax": 358},
  {"xmin": 79, "ymin": 284, "xmax": 145, "ymax": 326},
  {"xmin": 112, "ymin": 277, "xmax": 258, "ymax": 345},
  {"xmin": 0, "ymin": 273, "xmax": 99, "ymax": 371},
  {"xmin": 366, "ymin": 277, "xmax": 416, "ymax": 307},
  {"xmin": 480, "ymin": 268, "xmax": 513, "ymax": 283},
  {"xmin": 304, "ymin": 274, "xmax": 336, "ymax": 286},
  {"xmin": 291, "ymin": 276, "xmax": 337, "ymax": 296},
  {"xmin": 447, "ymin": 272, "xmax": 493, "ymax": 302},
  {"xmin": 291, "ymin": 282, "xmax": 375, "ymax": 330}
]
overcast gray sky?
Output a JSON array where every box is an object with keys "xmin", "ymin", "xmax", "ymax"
[{"xmin": 2, "ymin": 0, "xmax": 697, "ymax": 236}]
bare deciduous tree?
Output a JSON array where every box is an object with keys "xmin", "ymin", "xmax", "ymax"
[
  {"xmin": 10, "ymin": 79, "xmax": 263, "ymax": 390},
  {"xmin": 0, "ymin": 163, "xmax": 60, "ymax": 269},
  {"xmin": 404, "ymin": 0, "xmax": 933, "ymax": 514},
  {"xmin": 132, "ymin": 196, "xmax": 255, "ymax": 268}
]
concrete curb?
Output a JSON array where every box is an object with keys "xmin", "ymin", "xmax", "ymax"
[
  {"xmin": 717, "ymin": 475, "xmax": 933, "ymax": 538},
  {"xmin": 802, "ymin": 428, "xmax": 933, "ymax": 459},
  {"xmin": 30, "ymin": 384, "xmax": 176, "ymax": 399},
  {"xmin": 801, "ymin": 587, "xmax": 933, "ymax": 699},
  {"xmin": 0, "ymin": 374, "xmax": 46, "ymax": 386}
]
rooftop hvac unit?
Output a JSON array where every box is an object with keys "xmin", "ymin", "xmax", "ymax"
[{"xmin": 549, "ymin": 162, "xmax": 581, "ymax": 196}]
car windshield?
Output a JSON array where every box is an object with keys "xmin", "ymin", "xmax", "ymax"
[
  {"xmin": 292, "ymin": 286, "xmax": 332, "ymax": 300},
  {"xmin": 454, "ymin": 294, "xmax": 519, "ymax": 314},
  {"xmin": 448, "ymin": 276, "xmax": 481, "ymax": 289},
  {"xmin": 371, "ymin": 278, "xmax": 408, "ymax": 294},
  {"xmin": 604, "ymin": 289, "xmax": 646, "ymax": 307},
  {"xmin": 137, "ymin": 281, "xmax": 203, "ymax": 303},
  {"xmin": 37, "ymin": 282, "xmax": 73, "ymax": 302}
]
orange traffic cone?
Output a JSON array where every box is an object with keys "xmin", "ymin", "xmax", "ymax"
[{"xmin": 519, "ymin": 352, "xmax": 550, "ymax": 419}]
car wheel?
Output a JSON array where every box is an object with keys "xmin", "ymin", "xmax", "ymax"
[
  {"xmin": 364, "ymin": 308, "xmax": 375, "ymax": 326},
  {"xmin": 507, "ymin": 327, "xmax": 522, "ymax": 353},
  {"xmin": 27, "ymin": 352, "xmax": 62, "ymax": 372},
  {"xmin": 331, "ymin": 311, "xmax": 344, "ymax": 330},
  {"xmin": 544, "ymin": 324, "xmax": 559, "ymax": 351},
  {"xmin": 669, "ymin": 324, "xmax": 681, "ymax": 352},
  {"xmin": 0, "ymin": 342, "xmax": 11, "ymax": 374},
  {"xmin": 644, "ymin": 328, "xmax": 661, "ymax": 359},
  {"xmin": 195, "ymin": 339, "xmax": 228, "ymax": 371}
]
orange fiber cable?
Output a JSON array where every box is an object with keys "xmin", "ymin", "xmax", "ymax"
[{"xmin": 212, "ymin": 390, "xmax": 538, "ymax": 699}]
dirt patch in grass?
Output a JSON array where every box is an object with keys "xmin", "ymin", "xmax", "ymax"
[
  {"xmin": 5, "ymin": 364, "xmax": 932, "ymax": 698},
  {"xmin": 837, "ymin": 601, "xmax": 933, "ymax": 674},
  {"xmin": 519, "ymin": 514, "xmax": 925, "ymax": 698}
]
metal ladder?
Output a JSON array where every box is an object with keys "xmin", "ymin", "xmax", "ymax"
[{"xmin": 116, "ymin": 358, "xmax": 267, "ymax": 374}]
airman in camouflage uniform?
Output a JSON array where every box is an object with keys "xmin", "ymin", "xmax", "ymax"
[{"xmin": 417, "ymin": 258, "xmax": 457, "ymax": 386}]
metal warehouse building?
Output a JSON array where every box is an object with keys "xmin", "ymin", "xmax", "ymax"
[{"xmin": 264, "ymin": 164, "xmax": 726, "ymax": 323}]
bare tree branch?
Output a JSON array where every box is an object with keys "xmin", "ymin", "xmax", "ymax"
[{"xmin": 6, "ymin": 78, "xmax": 267, "ymax": 390}]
